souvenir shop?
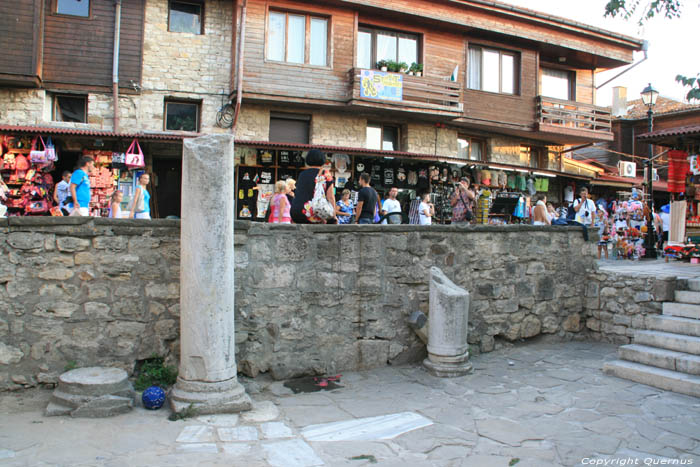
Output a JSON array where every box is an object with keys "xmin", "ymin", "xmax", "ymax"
[
  {"xmin": 0, "ymin": 130, "xmax": 155, "ymax": 218},
  {"xmin": 233, "ymin": 143, "xmax": 579, "ymax": 224}
]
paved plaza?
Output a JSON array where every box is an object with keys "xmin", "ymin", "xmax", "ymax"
[
  {"xmin": 598, "ymin": 258, "xmax": 700, "ymax": 279},
  {"xmin": 0, "ymin": 340, "xmax": 698, "ymax": 466}
]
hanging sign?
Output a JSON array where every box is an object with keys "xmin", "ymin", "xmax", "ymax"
[
  {"xmin": 360, "ymin": 70, "xmax": 403, "ymax": 102},
  {"xmin": 690, "ymin": 154, "xmax": 700, "ymax": 175}
]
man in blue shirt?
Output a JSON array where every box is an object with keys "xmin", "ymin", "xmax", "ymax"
[{"xmin": 70, "ymin": 156, "xmax": 95, "ymax": 216}]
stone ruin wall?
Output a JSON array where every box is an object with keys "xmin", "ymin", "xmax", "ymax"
[{"xmin": 0, "ymin": 217, "xmax": 672, "ymax": 391}]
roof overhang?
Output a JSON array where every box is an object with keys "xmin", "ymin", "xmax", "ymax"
[{"xmin": 0, "ymin": 124, "xmax": 192, "ymax": 142}]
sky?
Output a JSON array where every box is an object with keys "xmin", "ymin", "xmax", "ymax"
[{"xmin": 503, "ymin": 0, "xmax": 700, "ymax": 106}]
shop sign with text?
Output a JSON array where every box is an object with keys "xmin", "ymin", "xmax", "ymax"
[{"xmin": 360, "ymin": 70, "xmax": 403, "ymax": 101}]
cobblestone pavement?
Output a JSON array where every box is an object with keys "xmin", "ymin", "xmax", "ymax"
[
  {"xmin": 1, "ymin": 340, "xmax": 698, "ymax": 466},
  {"xmin": 598, "ymin": 258, "xmax": 700, "ymax": 279}
]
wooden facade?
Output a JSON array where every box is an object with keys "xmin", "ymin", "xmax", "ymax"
[
  {"xmin": 0, "ymin": 0, "xmax": 144, "ymax": 91},
  {"xmin": 234, "ymin": 0, "xmax": 642, "ymax": 144}
]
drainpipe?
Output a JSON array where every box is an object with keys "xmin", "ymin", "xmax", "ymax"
[
  {"xmin": 232, "ymin": 0, "xmax": 247, "ymax": 131},
  {"xmin": 112, "ymin": 0, "xmax": 122, "ymax": 132}
]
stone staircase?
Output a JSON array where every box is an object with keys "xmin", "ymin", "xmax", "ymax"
[{"xmin": 603, "ymin": 279, "xmax": 700, "ymax": 398}]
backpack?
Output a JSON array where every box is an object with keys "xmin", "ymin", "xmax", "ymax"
[{"xmin": 566, "ymin": 200, "xmax": 578, "ymax": 221}]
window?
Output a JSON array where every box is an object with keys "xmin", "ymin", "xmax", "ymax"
[
  {"xmin": 56, "ymin": 0, "xmax": 90, "ymax": 17},
  {"xmin": 165, "ymin": 100, "xmax": 200, "ymax": 132},
  {"xmin": 267, "ymin": 11, "xmax": 328, "ymax": 66},
  {"xmin": 367, "ymin": 124, "xmax": 399, "ymax": 151},
  {"xmin": 541, "ymin": 68, "xmax": 574, "ymax": 101},
  {"xmin": 169, "ymin": 1, "xmax": 203, "ymax": 35},
  {"xmin": 457, "ymin": 136, "xmax": 484, "ymax": 161},
  {"xmin": 53, "ymin": 95, "xmax": 87, "ymax": 123},
  {"xmin": 468, "ymin": 46, "xmax": 518, "ymax": 94},
  {"xmin": 521, "ymin": 145, "xmax": 545, "ymax": 168},
  {"xmin": 357, "ymin": 27, "xmax": 419, "ymax": 70},
  {"xmin": 269, "ymin": 113, "xmax": 310, "ymax": 144}
]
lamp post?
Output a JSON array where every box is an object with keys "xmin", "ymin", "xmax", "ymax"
[{"xmin": 641, "ymin": 83, "xmax": 659, "ymax": 259}]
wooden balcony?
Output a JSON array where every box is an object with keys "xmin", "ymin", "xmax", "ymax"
[
  {"xmin": 348, "ymin": 68, "xmax": 463, "ymax": 117},
  {"xmin": 536, "ymin": 96, "xmax": 613, "ymax": 142}
]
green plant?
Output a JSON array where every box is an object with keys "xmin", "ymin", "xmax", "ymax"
[
  {"xmin": 64, "ymin": 360, "xmax": 77, "ymax": 372},
  {"xmin": 134, "ymin": 355, "xmax": 178, "ymax": 391},
  {"xmin": 385, "ymin": 60, "xmax": 402, "ymax": 72},
  {"xmin": 398, "ymin": 61, "xmax": 408, "ymax": 72},
  {"xmin": 409, "ymin": 62, "xmax": 423, "ymax": 74},
  {"xmin": 168, "ymin": 403, "xmax": 197, "ymax": 421},
  {"xmin": 376, "ymin": 59, "xmax": 389, "ymax": 70},
  {"xmin": 509, "ymin": 458, "xmax": 520, "ymax": 466}
]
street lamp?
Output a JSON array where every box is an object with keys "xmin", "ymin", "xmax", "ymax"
[{"xmin": 641, "ymin": 83, "xmax": 659, "ymax": 259}]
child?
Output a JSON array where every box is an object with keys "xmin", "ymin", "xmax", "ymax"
[
  {"xmin": 269, "ymin": 180, "xmax": 291, "ymax": 224},
  {"xmin": 109, "ymin": 190, "xmax": 123, "ymax": 218},
  {"xmin": 598, "ymin": 214, "xmax": 611, "ymax": 260}
]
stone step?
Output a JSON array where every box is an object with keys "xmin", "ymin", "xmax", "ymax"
[
  {"xmin": 688, "ymin": 278, "xmax": 700, "ymax": 292},
  {"xmin": 634, "ymin": 330, "xmax": 700, "ymax": 355},
  {"xmin": 663, "ymin": 302, "xmax": 700, "ymax": 320},
  {"xmin": 674, "ymin": 290, "xmax": 700, "ymax": 305},
  {"xmin": 646, "ymin": 315, "xmax": 700, "ymax": 338},
  {"xmin": 618, "ymin": 344, "xmax": 700, "ymax": 375},
  {"xmin": 603, "ymin": 360, "xmax": 700, "ymax": 398}
]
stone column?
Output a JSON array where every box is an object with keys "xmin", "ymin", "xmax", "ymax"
[
  {"xmin": 170, "ymin": 134, "xmax": 251, "ymax": 414},
  {"xmin": 423, "ymin": 267, "xmax": 473, "ymax": 377}
]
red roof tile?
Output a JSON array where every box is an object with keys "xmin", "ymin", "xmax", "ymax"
[{"xmin": 0, "ymin": 124, "xmax": 192, "ymax": 141}]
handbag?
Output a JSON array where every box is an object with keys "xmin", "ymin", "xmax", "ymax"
[
  {"xmin": 46, "ymin": 137, "xmax": 58, "ymax": 162},
  {"xmin": 458, "ymin": 192, "xmax": 473, "ymax": 222},
  {"xmin": 30, "ymin": 136, "xmax": 48, "ymax": 164},
  {"xmin": 304, "ymin": 173, "xmax": 335, "ymax": 222},
  {"xmin": 125, "ymin": 139, "xmax": 145, "ymax": 169}
]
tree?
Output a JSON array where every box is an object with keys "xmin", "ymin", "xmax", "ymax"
[{"xmin": 605, "ymin": 0, "xmax": 699, "ymax": 101}]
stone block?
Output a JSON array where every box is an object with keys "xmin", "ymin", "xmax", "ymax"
[
  {"xmin": 7, "ymin": 232, "xmax": 44, "ymax": 250},
  {"xmin": 37, "ymin": 268, "xmax": 74, "ymax": 281},
  {"xmin": 542, "ymin": 315, "xmax": 559, "ymax": 334},
  {"xmin": 74, "ymin": 252, "xmax": 97, "ymax": 265},
  {"xmin": 0, "ymin": 343, "xmax": 24, "ymax": 365},
  {"xmin": 93, "ymin": 236, "xmax": 128, "ymax": 251},
  {"xmin": 562, "ymin": 313, "xmax": 582, "ymax": 332},
  {"xmin": 33, "ymin": 301, "xmax": 79, "ymax": 319},
  {"xmin": 145, "ymin": 282, "xmax": 179, "ymax": 300},
  {"xmin": 56, "ymin": 237, "xmax": 90, "ymax": 252},
  {"xmin": 633, "ymin": 291, "xmax": 653, "ymax": 303},
  {"xmin": 521, "ymin": 315, "xmax": 542, "ymax": 338}
]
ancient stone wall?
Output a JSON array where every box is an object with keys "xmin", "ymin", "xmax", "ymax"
[
  {"xmin": 583, "ymin": 271, "xmax": 678, "ymax": 344},
  {"xmin": 0, "ymin": 217, "xmax": 598, "ymax": 390},
  {"xmin": 402, "ymin": 124, "xmax": 458, "ymax": 156},
  {"xmin": 311, "ymin": 111, "xmax": 367, "ymax": 148}
]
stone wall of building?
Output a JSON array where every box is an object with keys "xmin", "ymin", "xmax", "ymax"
[
  {"xmin": 488, "ymin": 137, "xmax": 522, "ymax": 164},
  {"xmin": 0, "ymin": 217, "xmax": 599, "ymax": 390},
  {"xmin": 234, "ymin": 105, "xmax": 270, "ymax": 141},
  {"xmin": 583, "ymin": 270, "xmax": 678, "ymax": 344},
  {"xmin": 0, "ymin": 89, "xmax": 46, "ymax": 125},
  {"xmin": 311, "ymin": 111, "xmax": 367, "ymax": 147},
  {"xmin": 403, "ymin": 124, "xmax": 458, "ymax": 156}
]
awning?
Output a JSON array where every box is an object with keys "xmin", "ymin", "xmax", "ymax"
[
  {"xmin": 0, "ymin": 124, "xmax": 191, "ymax": 142},
  {"xmin": 637, "ymin": 124, "xmax": 700, "ymax": 147},
  {"xmin": 591, "ymin": 173, "xmax": 668, "ymax": 192}
]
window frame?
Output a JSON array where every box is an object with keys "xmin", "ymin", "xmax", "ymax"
[
  {"xmin": 366, "ymin": 123, "xmax": 400, "ymax": 152},
  {"xmin": 168, "ymin": 0, "xmax": 205, "ymax": 35},
  {"xmin": 457, "ymin": 136, "xmax": 485, "ymax": 162},
  {"xmin": 52, "ymin": 94, "xmax": 88, "ymax": 123},
  {"xmin": 467, "ymin": 45, "xmax": 520, "ymax": 95},
  {"xmin": 540, "ymin": 66, "xmax": 576, "ymax": 101},
  {"xmin": 266, "ymin": 9, "xmax": 331, "ymax": 68},
  {"xmin": 164, "ymin": 99, "xmax": 201, "ymax": 133},
  {"xmin": 269, "ymin": 112, "xmax": 311, "ymax": 144},
  {"xmin": 520, "ymin": 145, "xmax": 546, "ymax": 169},
  {"xmin": 53, "ymin": 0, "xmax": 92, "ymax": 19},
  {"xmin": 357, "ymin": 26, "xmax": 422, "ymax": 71}
]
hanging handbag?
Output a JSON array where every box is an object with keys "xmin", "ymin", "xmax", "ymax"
[
  {"xmin": 46, "ymin": 137, "xmax": 58, "ymax": 162},
  {"xmin": 125, "ymin": 139, "xmax": 145, "ymax": 169},
  {"xmin": 304, "ymin": 172, "xmax": 335, "ymax": 222},
  {"xmin": 30, "ymin": 136, "xmax": 49, "ymax": 164}
]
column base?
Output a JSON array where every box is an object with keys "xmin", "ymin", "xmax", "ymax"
[
  {"xmin": 169, "ymin": 376, "xmax": 252, "ymax": 415},
  {"xmin": 423, "ymin": 352, "xmax": 473, "ymax": 378}
]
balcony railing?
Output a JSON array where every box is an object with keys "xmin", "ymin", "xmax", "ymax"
[
  {"xmin": 537, "ymin": 96, "xmax": 612, "ymax": 136},
  {"xmin": 349, "ymin": 68, "xmax": 463, "ymax": 115}
]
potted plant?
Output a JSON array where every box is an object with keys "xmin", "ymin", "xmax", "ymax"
[
  {"xmin": 410, "ymin": 62, "xmax": 423, "ymax": 77},
  {"xmin": 376, "ymin": 60, "xmax": 389, "ymax": 71},
  {"xmin": 398, "ymin": 62, "xmax": 408, "ymax": 73}
]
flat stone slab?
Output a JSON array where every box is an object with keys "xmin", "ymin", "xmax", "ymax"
[
  {"xmin": 175, "ymin": 443, "xmax": 218, "ymax": 454},
  {"xmin": 176, "ymin": 426, "xmax": 215, "ymax": 443},
  {"xmin": 301, "ymin": 411, "xmax": 433, "ymax": 441},
  {"xmin": 217, "ymin": 426, "xmax": 258, "ymax": 442},
  {"xmin": 262, "ymin": 439, "xmax": 324, "ymax": 467},
  {"xmin": 195, "ymin": 414, "xmax": 240, "ymax": 427},
  {"xmin": 240, "ymin": 400, "xmax": 279, "ymax": 423},
  {"xmin": 59, "ymin": 367, "xmax": 130, "ymax": 395},
  {"xmin": 261, "ymin": 422, "xmax": 294, "ymax": 439}
]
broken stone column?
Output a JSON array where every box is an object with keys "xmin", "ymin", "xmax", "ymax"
[
  {"xmin": 170, "ymin": 134, "xmax": 251, "ymax": 415},
  {"xmin": 46, "ymin": 367, "xmax": 135, "ymax": 417},
  {"xmin": 423, "ymin": 267, "xmax": 473, "ymax": 377}
]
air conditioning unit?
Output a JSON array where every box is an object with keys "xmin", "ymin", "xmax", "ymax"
[
  {"xmin": 619, "ymin": 161, "xmax": 637, "ymax": 178},
  {"xmin": 644, "ymin": 167, "xmax": 660, "ymax": 182}
]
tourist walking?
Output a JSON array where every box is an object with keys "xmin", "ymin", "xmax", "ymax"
[
  {"xmin": 381, "ymin": 187, "xmax": 402, "ymax": 224},
  {"xmin": 109, "ymin": 191, "xmax": 123, "ymax": 218},
  {"xmin": 129, "ymin": 173, "xmax": 151, "ymax": 219},
  {"xmin": 450, "ymin": 177, "xmax": 474, "ymax": 224},
  {"xmin": 355, "ymin": 173, "xmax": 378, "ymax": 224},
  {"xmin": 419, "ymin": 193, "xmax": 434, "ymax": 225},
  {"xmin": 53, "ymin": 171, "xmax": 71, "ymax": 215},
  {"xmin": 335, "ymin": 189, "xmax": 354, "ymax": 224},
  {"xmin": 290, "ymin": 149, "xmax": 336, "ymax": 224},
  {"xmin": 268, "ymin": 181, "xmax": 291, "ymax": 224},
  {"xmin": 70, "ymin": 156, "xmax": 95, "ymax": 216}
]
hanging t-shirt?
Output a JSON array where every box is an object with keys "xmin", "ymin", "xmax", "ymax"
[
  {"xmin": 429, "ymin": 166, "xmax": 440, "ymax": 182},
  {"xmin": 256, "ymin": 184, "xmax": 274, "ymax": 219},
  {"xmin": 481, "ymin": 169, "xmax": 492, "ymax": 186},
  {"xmin": 335, "ymin": 169, "xmax": 351, "ymax": 188},
  {"xmin": 279, "ymin": 150, "xmax": 291, "ymax": 166},
  {"xmin": 355, "ymin": 159, "xmax": 367, "ymax": 175},
  {"xmin": 563, "ymin": 185, "xmax": 574, "ymax": 203},
  {"xmin": 407, "ymin": 168, "xmax": 418, "ymax": 187},
  {"xmin": 507, "ymin": 174, "xmax": 516, "ymax": 189},
  {"xmin": 292, "ymin": 151, "xmax": 305, "ymax": 167},
  {"xmin": 278, "ymin": 169, "xmax": 295, "ymax": 182},
  {"xmin": 396, "ymin": 166, "xmax": 407, "ymax": 188},
  {"xmin": 384, "ymin": 166, "xmax": 395, "ymax": 187},
  {"xmin": 259, "ymin": 150, "xmax": 274, "ymax": 166},
  {"xmin": 535, "ymin": 178, "xmax": 549, "ymax": 192},
  {"xmin": 526, "ymin": 177, "xmax": 536, "ymax": 195},
  {"xmin": 498, "ymin": 171, "xmax": 508, "ymax": 187},
  {"xmin": 371, "ymin": 162, "xmax": 382, "ymax": 185},
  {"xmin": 237, "ymin": 170, "xmax": 257, "ymax": 219},
  {"xmin": 260, "ymin": 169, "xmax": 273, "ymax": 185},
  {"xmin": 417, "ymin": 168, "xmax": 430, "ymax": 190},
  {"xmin": 515, "ymin": 174, "xmax": 527, "ymax": 192}
]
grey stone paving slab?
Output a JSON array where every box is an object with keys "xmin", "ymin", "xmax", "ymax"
[
  {"xmin": 175, "ymin": 443, "xmax": 218, "ymax": 454},
  {"xmin": 475, "ymin": 418, "xmax": 543, "ymax": 447},
  {"xmin": 217, "ymin": 426, "xmax": 258, "ymax": 442},
  {"xmin": 262, "ymin": 439, "xmax": 324, "ymax": 467},
  {"xmin": 261, "ymin": 422, "xmax": 294, "ymax": 439},
  {"xmin": 195, "ymin": 414, "xmax": 239, "ymax": 427},
  {"xmin": 220, "ymin": 443, "xmax": 253, "ymax": 455},
  {"xmin": 175, "ymin": 425, "xmax": 214, "ymax": 443},
  {"xmin": 241, "ymin": 400, "xmax": 280, "ymax": 423}
]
